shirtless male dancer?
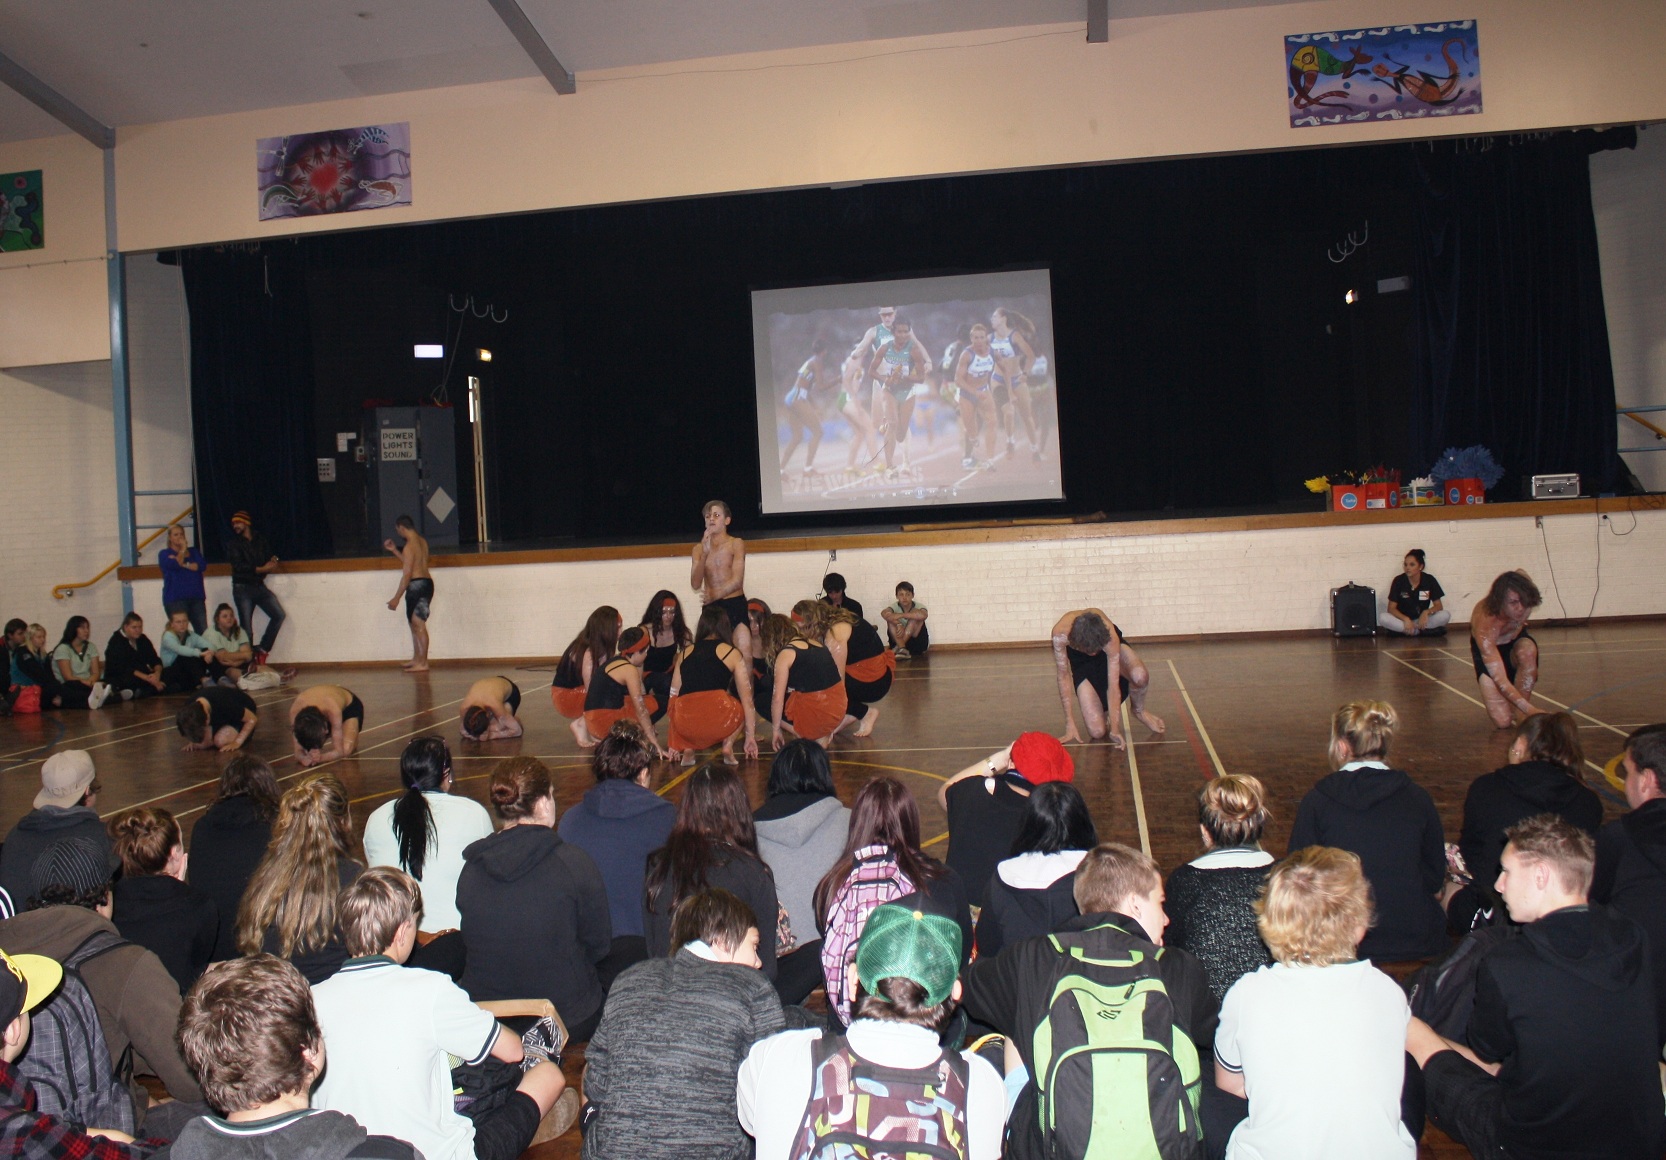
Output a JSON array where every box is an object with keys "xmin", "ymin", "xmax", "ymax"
[
  {"xmin": 1470, "ymin": 570, "xmax": 1546, "ymax": 728},
  {"xmin": 384, "ymin": 515, "xmax": 433, "ymax": 672},
  {"xmin": 1051, "ymin": 608, "xmax": 1165, "ymax": 749},
  {"xmin": 691, "ymin": 500, "xmax": 752, "ymax": 665}
]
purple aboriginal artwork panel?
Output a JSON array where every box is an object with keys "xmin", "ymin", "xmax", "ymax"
[
  {"xmin": 1286, "ymin": 21, "xmax": 1481, "ymax": 128},
  {"xmin": 257, "ymin": 122, "xmax": 412, "ymax": 220}
]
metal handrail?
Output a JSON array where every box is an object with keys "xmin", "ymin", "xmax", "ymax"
[{"xmin": 53, "ymin": 504, "xmax": 195, "ymax": 600}]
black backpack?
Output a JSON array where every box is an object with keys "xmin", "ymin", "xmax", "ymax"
[
  {"xmin": 1406, "ymin": 921, "xmax": 1513, "ymax": 1042},
  {"xmin": 17, "ymin": 929, "xmax": 137, "ymax": 1133}
]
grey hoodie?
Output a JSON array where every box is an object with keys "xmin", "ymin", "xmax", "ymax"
[{"xmin": 754, "ymin": 794, "xmax": 849, "ymax": 942}]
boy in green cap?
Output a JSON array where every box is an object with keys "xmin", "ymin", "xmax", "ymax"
[{"xmin": 737, "ymin": 901, "xmax": 1004, "ymax": 1160}]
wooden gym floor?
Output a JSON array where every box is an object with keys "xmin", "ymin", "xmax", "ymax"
[{"xmin": 3, "ymin": 621, "xmax": 1662, "ymax": 1158}]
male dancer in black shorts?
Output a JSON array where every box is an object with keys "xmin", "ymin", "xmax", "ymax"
[
  {"xmin": 691, "ymin": 500, "xmax": 752, "ymax": 665},
  {"xmin": 1469, "ymin": 570, "xmax": 1545, "ymax": 728},
  {"xmin": 384, "ymin": 515, "xmax": 433, "ymax": 673},
  {"xmin": 1051, "ymin": 608, "xmax": 1164, "ymax": 749}
]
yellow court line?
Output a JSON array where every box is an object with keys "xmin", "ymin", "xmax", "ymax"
[
  {"xmin": 1122, "ymin": 701, "xmax": 1151, "ymax": 857},
  {"xmin": 1166, "ymin": 659, "xmax": 1226, "ymax": 777},
  {"xmin": 656, "ymin": 766, "xmax": 698, "ymax": 797},
  {"xmin": 921, "ymin": 831, "xmax": 947, "ymax": 848},
  {"xmin": 1433, "ymin": 646, "xmax": 1632, "ymax": 739}
]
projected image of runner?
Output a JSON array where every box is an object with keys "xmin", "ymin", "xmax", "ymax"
[{"xmin": 752, "ymin": 269, "xmax": 1061, "ymax": 516}]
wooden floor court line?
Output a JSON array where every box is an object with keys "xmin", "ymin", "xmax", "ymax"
[
  {"xmin": 1122, "ymin": 701, "xmax": 1151, "ymax": 856},
  {"xmin": 1166, "ymin": 659, "xmax": 1225, "ymax": 777}
]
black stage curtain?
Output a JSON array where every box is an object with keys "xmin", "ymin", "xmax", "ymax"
[
  {"xmin": 173, "ymin": 131, "xmax": 1632, "ymax": 551},
  {"xmin": 180, "ymin": 245, "xmax": 333, "ymax": 562},
  {"xmin": 1409, "ymin": 130, "xmax": 1630, "ymax": 496}
]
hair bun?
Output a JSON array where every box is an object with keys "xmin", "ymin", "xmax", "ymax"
[{"xmin": 489, "ymin": 781, "xmax": 518, "ymax": 806}]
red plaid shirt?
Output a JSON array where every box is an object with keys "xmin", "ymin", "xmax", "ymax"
[{"xmin": 0, "ymin": 1062, "xmax": 159, "ymax": 1159}]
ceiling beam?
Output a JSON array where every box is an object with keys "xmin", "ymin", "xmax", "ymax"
[
  {"xmin": 0, "ymin": 49, "xmax": 113, "ymax": 148},
  {"xmin": 484, "ymin": 0, "xmax": 576, "ymax": 95},
  {"xmin": 1086, "ymin": 0, "xmax": 1109, "ymax": 43}
]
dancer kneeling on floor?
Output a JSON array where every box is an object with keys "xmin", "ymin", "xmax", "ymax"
[
  {"xmin": 1050, "ymin": 608, "xmax": 1164, "ymax": 748},
  {"xmin": 290, "ymin": 684, "xmax": 365, "ymax": 766},
  {"xmin": 800, "ymin": 601, "xmax": 891, "ymax": 739},
  {"xmin": 582, "ymin": 628, "xmax": 666, "ymax": 759},
  {"xmin": 553, "ymin": 606, "xmax": 620, "ymax": 746},
  {"xmin": 666, "ymin": 605, "xmax": 757, "ymax": 766},
  {"xmin": 761, "ymin": 613, "xmax": 852, "ymax": 748}
]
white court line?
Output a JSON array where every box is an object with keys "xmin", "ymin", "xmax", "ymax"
[
  {"xmin": 114, "ymin": 697, "xmax": 465, "ymax": 819},
  {"xmin": 1166, "ymin": 659, "xmax": 1225, "ymax": 777},
  {"xmin": 1122, "ymin": 701, "xmax": 1151, "ymax": 856},
  {"xmin": 1433, "ymin": 646, "xmax": 1632, "ymax": 739},
  {"xmin": 1384, "ymin": 651, "xmax": 1609, "ymax": 780},
  {"xmin": 0, "ymin": 690, "xmax": 295, "ymax": 763}
]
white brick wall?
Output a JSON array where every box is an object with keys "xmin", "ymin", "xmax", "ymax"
[
  {"xmin": 125, "ymin": 506, "xmax": 1666, "ymax": 663},
  {"xmin": 0, "ymin": 257, "xmax": 192, "ymax": 638},
  {"xmin": 1592, "ymin": 125, "xmax": 1666, "ymax": 493}
]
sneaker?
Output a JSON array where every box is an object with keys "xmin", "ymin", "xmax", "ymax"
[
  {"xmin": 119, "ymin": 689, "xmax": 135, "ymax": 702},
  {"xmin": 252, "ymin": 650, "xmax": 269, "ymax": 667},
  {"xmin": 961, "ymin": 456, "xmax": 975, "ymax": 470},
  {"xmin": 217, "ymin": 675, "xmax": 239, "ymax": 688},
  {"xmin": 894, "ymin": 647, "xmax": 910, "ymax": 660},
  {"xmin": 88, "ymin": 682, "xmax": 112, "ymax": 710}
]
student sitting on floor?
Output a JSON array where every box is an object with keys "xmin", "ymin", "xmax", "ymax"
[
  {"xmin": 961, "ymin": 842, "xmax": 1217, "ymax": 1160},
  {"xmin": 738, "ymin": 901, "xmax": 1005, "ymax": 1160},
  {"xmin": 1287, "ymin": 700, "xmax": 1446, "ymax": 963},
  {"xmin": 311, "ymin": 868, "xmax": 573, "ymax": 1160},
  {"xmin": 0, "ymin": 751, "xmax": 112, "ymax": 909},
  {"xmin": 1408, "ymin": 814, "xmax": 1666, "ymax": 1160},
  {"xmin": 170, "ymin": 954, "xmax": 419, "ymax": 1159},
  {"xmin": 1210, "ymin": 846, "xmax": 1418, "ymax": 1159},
  {"xmin": 0, "ymin": 946, "xmax": 160, "ymax": 1158},
  {"xmin": 106, "ymin": 806, "xmax": 218, "ymax": 994},
  {"xmin": 583, "ymin": 888, "xmax": 803, "ymax": 1160}
]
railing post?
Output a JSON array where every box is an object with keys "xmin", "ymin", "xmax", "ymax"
[{"xmin": 105, "ymin": 145, "xmax": 136, "ymax": 615}]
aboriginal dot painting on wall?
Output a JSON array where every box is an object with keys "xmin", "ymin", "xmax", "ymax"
[
  {"xmin": 256, "ymin": 121, "xmax": 413, "ymax": 220},
  {"xmin": 1286, "ymin": 21, "xmax": 1482, "ymax": 129}
]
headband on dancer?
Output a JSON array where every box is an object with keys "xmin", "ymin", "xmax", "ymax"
[
  {"xmin": 660, "ymin": 598, "xmax": 678, "ymax": 610},
  {"xmin": 620, "ymin": 633, "xmax": 651, "ymax": 657},
  {"xmin": 747, "ymin": 599, "xmax": 766, "ymax": 614}
]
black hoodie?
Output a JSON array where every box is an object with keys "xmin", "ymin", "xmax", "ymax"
[
  {"xmin": 457, "ymin": 824, "xmax": 612, "ymax": 1030},
  {"xmin": 1288, "ymin": 763, "xmax": 1446, "ymax": 961},
  {"xmin": 1593, "ymin": 796, "xmax": 1666, "ymax": 1048},
  {"xmin": 1469, "ymin": 905, "xmax": 1665, "ymax": 1159},
  {"xmin": 188, "ymin": 794, "xmax": 274, "ymax": 961},
  {"xmin": 0, "ymin": 805, "xmax": 111, "ymax": 908},
  {"xmin": 1459, "ymin": 760, "xmax": 1603, "ymax": 896}
]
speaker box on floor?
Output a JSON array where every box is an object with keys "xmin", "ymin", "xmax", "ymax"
[{"xmin": 1331, "ymin": 583, "xmax": 1377, "ymax": 637}]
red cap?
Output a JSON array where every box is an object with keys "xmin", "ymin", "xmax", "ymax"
[{"xmin": 1010, "ymin": 731, "xmax": 1074, "ymax": 785}]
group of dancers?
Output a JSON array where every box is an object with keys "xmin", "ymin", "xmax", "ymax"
[
  {"xmin": 778, "ymin": 304, "xmax": 1055, "ymax": 480},
  {"xmin": 548, "ymin": 502, "xmax": 929, "ymax": 765}
]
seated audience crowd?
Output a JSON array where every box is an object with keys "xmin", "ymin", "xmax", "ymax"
[{"xmin": 0, "ymin": 700, "xmax": 1661, "ymax": 1160}]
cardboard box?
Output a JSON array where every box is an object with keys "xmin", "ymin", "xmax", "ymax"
[
  {"xmin": 1332, "ymin": 483, "xmax": 1401, "ymax": 511},
  {"xmin": 1400, "ymin": 484, "xmax": 1444, "ymax": 506},
  {"xmin": 1444, "ymin": 477, "xmax": 1485, "ymax": 505}
]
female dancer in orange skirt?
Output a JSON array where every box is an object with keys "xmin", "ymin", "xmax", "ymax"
[
  {"xmin": 801, "ymin": 600, "xmax": 894, "ymax": 739},
  {"xmin": 582, "ymin": 627, "xmax": 666, "ymax": 758},
  {"xmin": 637, "ymin": 590, "xmax": 692, "ymax": 710},
  {"xmin": 667, "ymin": 606, "xmax": 758, "ymax": 766},
  {"xmin": 553, "ymin": 606, "xmax": 619, "ymax": 747},
  {"xmin": 761, "ymin": 612, "xmax": 853, "ymax": 748}
]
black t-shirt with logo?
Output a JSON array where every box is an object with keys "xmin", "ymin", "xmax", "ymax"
[{"xmin": 1389, "ymin": 573, "xmax": 1444, "ymax": 620}]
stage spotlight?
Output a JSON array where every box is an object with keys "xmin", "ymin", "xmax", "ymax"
[
  {"xmin": 414, "ymin": 344, "xmax": 444, "ymax": 358},
  {"xmin": 1343, "ymin": 289, "xmax": 1358, "ymax": 305},
  {"xmin": 476, "ymin": 348, "xmax": 493, "ymax": 362}
]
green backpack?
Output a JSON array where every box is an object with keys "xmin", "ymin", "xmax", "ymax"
[{"xmin": 1030, "ymin": 930, "xmax": 1205, "ymax": 1160}]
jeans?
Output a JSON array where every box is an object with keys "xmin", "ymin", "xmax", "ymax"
[
  {"xmin": 233, "ymin": 583, "xmax": 286, "ymax": 653},
  {"xmin": 163, "ymin": 598, "xmax": 207, "ymax": 635}
]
